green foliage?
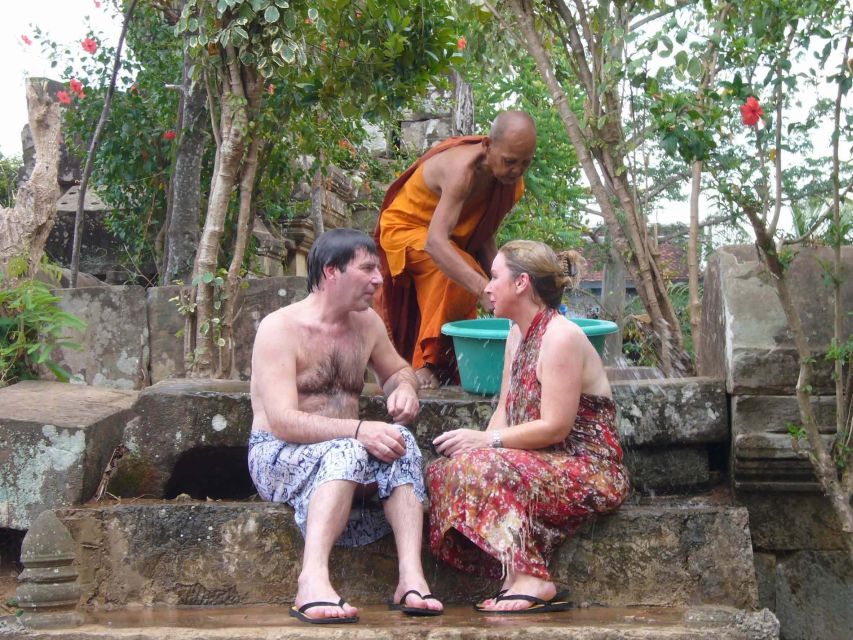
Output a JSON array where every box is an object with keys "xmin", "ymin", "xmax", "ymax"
[
  {"xmin": 0, "ymin": 276, "xmax": 85, "ymax": 387},
  {"xmin": 453, "ymin": 4, "xmax": 588, "ymax": 250},
  {"xmin": 0, "ymin": 154, "xmax": 22, "ymax": 208},
  {"xmin": 34, "ymin": 4, "xmax": 183, "ymax": 272}
]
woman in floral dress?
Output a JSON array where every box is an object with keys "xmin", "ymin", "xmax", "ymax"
[{"xmin": 427, "ymin": 240, "xmax": 630, "ymax": 614}]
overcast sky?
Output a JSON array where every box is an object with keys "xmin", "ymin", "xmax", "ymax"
[{"xmin": 0, "ymin": 0, "xmax": 119, "ymax": 158}]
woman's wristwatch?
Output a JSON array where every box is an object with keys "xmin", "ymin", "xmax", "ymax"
[{"xmin": 491, "ymin": 430, "xmax": 503, "ymax": 448}]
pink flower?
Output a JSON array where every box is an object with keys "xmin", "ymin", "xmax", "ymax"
[
  {"xmin": 740, "ymin": 96, "xmax": 763, "ymax": 127},
  {"xmin": 94, "ymin": 1, "xmax": 102, "ymax": 7},
  {"xmin": 69, "ymin": 78, "xmax": 84, "ymax": 95},
  {"xmin": 21, "ymin": 35, "xmax": 32, "ymax": 46},
  {"xmin": 267, "ymin": 84, "xmax": 275, "ymax": 95},
  {"xmin": 82, "ymin": 37, "xmax": 98, "ymax": 54},
  {"xmin": 56, "ymin": 91, "xmax": 72, "ymax": 105},
  {"xmin": 457, "ymin": 36, "xmax": 467, "ymax": 51},
  {"xmin": 163, "ymin": 130, "xmax": 176, "ymax": 141}
]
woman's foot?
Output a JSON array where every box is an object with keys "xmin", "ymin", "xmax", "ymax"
[{"xmin": 477, "ymin": 574, "xmax": 556, "ymax": 612}]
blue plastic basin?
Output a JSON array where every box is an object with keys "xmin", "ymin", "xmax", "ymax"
[{"xmin": 441, "ymin": 316, "xmax": 618, "ymax": 395}]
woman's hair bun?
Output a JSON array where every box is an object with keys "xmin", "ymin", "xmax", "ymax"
[{"xmin": 557, "ymin": 250, "xmax": 585, "ymax": 289}]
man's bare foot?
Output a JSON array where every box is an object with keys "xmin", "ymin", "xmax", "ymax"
[
  {"xmin": 477, "ymin": 574, "xmax": 556, "ymax": 612},
  {"xmin": 415, "ymin": 366, "xmax": 439, "ymax": 389},
  {"xmin": 392, "ymin": 581, "xmax": 444, "ymax": 614},
  {"xmin": 295, "ymin": 573, "xmax": 358, "ymax": 621}
]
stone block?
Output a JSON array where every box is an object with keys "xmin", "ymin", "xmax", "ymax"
[
  {"xmin": 732, "ymin": 395, "xmax": 837, "ymax": 435},
  {"xmin": 400, "ymin": 118, "xmax": 452, "ymax": 154},
  {"xmin": 774, "ymin": 550, "xmax": 852, "ymax": 640},
  {"xmin": 699, "ymin": 245, "xmax": 853, "ymax": 394},
  {"xmin": 612, "ymin": 377, "xmax": 727, "ymax": 446},
  {"xmin": 0, "ymin": 381, "xmax": 137, "ymax": 529},
  {"xmin": 110, "ymin": 378, "xmax": 730, "ymax": 500},
  {"xmin": 146, "ymin": 276, "xmax": 308, "ymax": 383},
  {"xmin": 732, "ymin": 433, "xmax": 835, "ymax": 491},
  {"xmin": 623, "ymin": 447, "xmax": 710, "ymax": 494},
  {"xmin": 57, "ymin": 501, "xmax": 758, "ymax": 609},
  {"xmin": 46, "ymin": 286, "xmax": 149, "ymax": 390},
  {"xmin": 734, "ymin": 491, "xmax": 847, "ymax": 552},
  {"xmin": 110, "ymin": 379, "xmax": 254, "ymax": 499},
  {"xmin": 753, "ymin": 552, "xmax": 776, "ymax": 612}
]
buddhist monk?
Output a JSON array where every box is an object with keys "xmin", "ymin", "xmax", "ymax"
[{"xmin": 374, "ymin": 111, "xmax": 537, "ymax": 389}]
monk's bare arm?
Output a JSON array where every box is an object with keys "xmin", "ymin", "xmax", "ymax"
[
  {"xmin": 423, "ymin": 169, "xmax": 491, "ymax": 302},
  {"xmin": 367, "ymin": 311, "xmax": 419, "ymax": 424},
  {"xmin": 251, "ymin": 314, "xmax": 359, "ymax": 443}
]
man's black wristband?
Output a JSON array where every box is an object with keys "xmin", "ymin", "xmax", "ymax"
[{"xmin": 354, "ymin": 419, "xmax": 364, "ymax": 441}]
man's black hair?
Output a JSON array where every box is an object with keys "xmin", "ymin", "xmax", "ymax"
[{"xmin": 307, "ymin": 228, "xmax": 377, "ymax": 293}]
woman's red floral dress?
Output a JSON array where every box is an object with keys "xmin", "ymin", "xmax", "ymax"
[{"xmin": 426, "ymin": 308, "xmax": 630, "ymax": 579}]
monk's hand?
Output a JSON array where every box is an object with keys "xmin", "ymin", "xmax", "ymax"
[
  {"xmin": 478, "ymin": 288, "xmax": 494, "ymax": 313},
  {"xmin": 432, "ymin": 428, "xmax": 490, "ymax": 458},
  {"xmin": 386, "ymin": 382, "xmax": 419, "ymax": 424},
  {"xmin": 357, "ymin": 421, "xmax": 407, "ymax": 463}
]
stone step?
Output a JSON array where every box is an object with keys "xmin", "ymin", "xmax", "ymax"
[
  {"xmin": 56, "ymin": 498, "xmax": 758, "ymax": 611},
  {"xmin": 112, "ymin": 375, "xmax": 726, "ymax": 500},
  {"xmin": 0, "ymin": 604, "xmax": 781, "ymax": 639}
]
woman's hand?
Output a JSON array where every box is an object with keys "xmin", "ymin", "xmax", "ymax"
[{"xmin": 432, "ymin": 428, "xmax": 491, "ymax": 458}]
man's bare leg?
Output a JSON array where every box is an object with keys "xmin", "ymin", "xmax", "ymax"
[
  {"xmin": 296, "ymin": 480, "xmax": 360, "ymax": 620},
  {"xmin": 383, "ymin": 484, "xmax": 443, "ymax": 613},
  {"xmin": 415, "ymin": 366, "xmax": 439, "ymax": 390}
]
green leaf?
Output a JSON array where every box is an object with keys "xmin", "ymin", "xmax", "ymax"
[{"xmin": 264, "ymin": 5, "xmax": 280, "ymax": 23}]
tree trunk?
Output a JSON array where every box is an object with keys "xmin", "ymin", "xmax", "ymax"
[
  {"xmin": 507, "ymin": 0, "xmax": 685, "ymax": 374},
  {"xmin": 451, "ymin": 69, "xmax": 474, "ymax": 136},
  {"xmin": 190, "ymin": 47, "xmax": 249, "ymax": 377},
  {"xmin": 0, "ymin": 79, "xmax": 62, "ymax": 282},
  {"xmin": 219, "ymin": 72, "xmax": 262, "ymax": 378},
  {"xmin": 163, "ymin": 49, "xmax": 208, "ymax": 285},
  {"xmin": 688, "ymin": 161, "xmax": 703, "ymax": 372},
  {"xmin": 601, "ymin": 241, "xmax": 626, "ymax": 365}
]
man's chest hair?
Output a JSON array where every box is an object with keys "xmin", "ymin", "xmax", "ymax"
[{"xmin": 297, "ymin": 342, "xmax": 367, "ymax": 397}]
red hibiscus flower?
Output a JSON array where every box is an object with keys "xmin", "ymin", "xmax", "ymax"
[
  {"xmin": 82, "ymin": 37, "xmax": 98, "ymax": 54},
  {"xmin": 56, "ymin": 91, "xmax": 72, "ymax": 105},
  {"xmin": 740, "ymin": 96, "xmax": 763, "ymax": 127},
  {"xmin": 267, "ymin": 84, "xmax": 275, "ymax": 95},
  {"xmin": 21, "ymin": 35, "xmax": 32, "ymax": 46},
  {"xmin": 163, "ymin": 130, "xmax": 177, "ymax": 141},
  {"xmin": 457, "ymin": 36, "xmax": 467, "ymax": 51},
  {"xmin": 69, "ymin": 78, "xmax": 84, "ymax": 95}
]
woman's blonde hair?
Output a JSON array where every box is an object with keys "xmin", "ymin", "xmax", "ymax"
[{"xmin": 499, "ymin": 240, "xmax": 585, "ymax": 309}]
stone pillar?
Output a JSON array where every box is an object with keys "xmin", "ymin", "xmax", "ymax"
[{"xmin": 16, "ymin": 510, "xmax": 83, "ymax": 629}]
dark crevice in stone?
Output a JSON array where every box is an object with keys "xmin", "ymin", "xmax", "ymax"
[
  {"xmin": 0, "ymin": 528, "xmax": 25, "ymax": 573},
  {"xmin": 708, "ymin": 442, "xmax": 729, "ymax": 473},
  {"xmin": 164, "ymin": 446, "xmax": 257, "ymax": 500}
]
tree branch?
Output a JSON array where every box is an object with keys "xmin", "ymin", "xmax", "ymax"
[{"xmin": 70, "ymin": 0, "xmax": 139, "ymax": 287}]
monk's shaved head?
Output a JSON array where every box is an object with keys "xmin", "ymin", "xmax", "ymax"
[{"xmin": 489, "ymin": 111, "xmax": 537, "ymax": 144}]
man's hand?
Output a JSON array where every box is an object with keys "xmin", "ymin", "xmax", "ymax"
[
  {"xmin": 357, "ymin": 421, "xmax": 407, "ymax": 463},
  {"xmin": 386, "ymin": 382, "xmax": 419, "ymax": 424},
  {"xmin": 433, "ymin": 428, "xmax": 490, "ymax": 458}
]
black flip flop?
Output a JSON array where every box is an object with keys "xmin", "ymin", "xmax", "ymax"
[
  {"xmin": 388, "ymin": 589, "xmax": 443, "ymax": 616},
  {"xmin": 473, "ymin": 589, "xmax": 508, "ymax": 612},
  {"xmin": 474, "ymin": 589, "xmax": 572, "ymax": 615},
  {"xmin": 289, "ymin": 597, "xmax": 359, "ymax": 624}
]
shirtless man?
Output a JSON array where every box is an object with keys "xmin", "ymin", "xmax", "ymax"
[
  {"xmin": 376, "ymin": 111, "xmax": 537, "ymax": 389},
  {"xmin": 248, "ymin": 228, "xmax": 443, "ymax": 624}
]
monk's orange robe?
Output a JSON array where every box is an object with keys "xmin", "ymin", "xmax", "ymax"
[{"xmin": 374, "ymin": 136, "xmax": 524, "ymax": 375}]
